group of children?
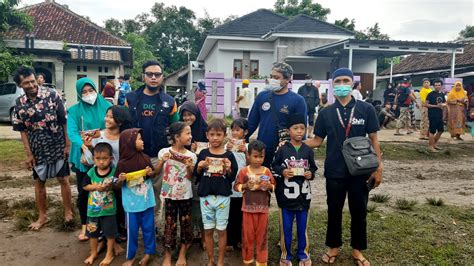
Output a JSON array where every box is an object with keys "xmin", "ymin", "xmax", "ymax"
[{"xmin": 82, "ymin": 100, "xmax": 318, "ymax": 266}]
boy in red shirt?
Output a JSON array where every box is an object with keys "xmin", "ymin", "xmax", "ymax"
[{"xmin": 234, "ymin": 140, "xmax": 275, "ymax": 266}]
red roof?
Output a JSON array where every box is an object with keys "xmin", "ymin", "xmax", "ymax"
[
  {"xmin": 380, "ymin": 43, "xmax": 473, "ymax": 75},
  {"xmin": 4, "ymin": 1, "xmax": 129, "ymax": 47}
]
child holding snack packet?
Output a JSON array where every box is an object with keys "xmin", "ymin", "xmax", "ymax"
[
  {"xmin": 115, "ymin": 128, "xmax": 156, "ymax": 266},
  {"xmin": 82, "ymin": 143, "xmax": 117, "ymax": 266},
  {"xmin": 225, "ymin": 118, "xmax": 249, "ymax": 251},
  {"xmin": 272, "ymin": 113, "xmax": 318, "ymax": 266},
  {"xmin": 179, "ymin": 101, "xmax": 208, "ymax": 247},
  {"xmin": 234, "ymin": 140, "xmax": 275, "ymax": 266},
  {"xmin": 194, "ymin": 119, "xmax": 238, "ymax": 266},
  {"xmin": 155, "ymin": 122, "xmax": 197, "ymax": 266}
]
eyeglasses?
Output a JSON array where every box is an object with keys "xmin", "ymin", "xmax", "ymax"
[{"xmin": 144, "ymin": 72, "xmax": 163, "ymax": 78}]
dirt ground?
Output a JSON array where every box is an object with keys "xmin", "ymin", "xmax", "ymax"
[{"xmin": 0, "ymin": 126, "xmax": 473, "ymax": 265}]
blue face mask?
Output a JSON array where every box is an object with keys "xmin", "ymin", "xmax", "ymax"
[{"xmin": 333, "ymin": 85, "xmax": 352, "ymax": 97}]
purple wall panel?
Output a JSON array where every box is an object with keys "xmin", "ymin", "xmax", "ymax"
[{"xmin": 205, "ymin": 79, "xmax": 224, "ymax": 87}]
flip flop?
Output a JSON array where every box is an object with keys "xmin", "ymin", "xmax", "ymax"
[
  {"xmin": 78, "ymin": 232, "xmax": 90, "ymax": 241},
  {"xmin": 353, "ymin": 257, "xmax": 370, "ymax": 266},
  {"xmin": 321, "ymin": 252, "xmax": 338, "ymax": 264}
]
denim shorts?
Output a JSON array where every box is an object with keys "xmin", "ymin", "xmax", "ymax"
[{"xmin": 200, "ymin": 195, "xmax": 230, "ymax": 231}]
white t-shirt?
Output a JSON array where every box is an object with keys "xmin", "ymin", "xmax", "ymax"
[
  {"xmin": 352, "ymin": 89, "xmax": 363, "ymax": 101},
  {"xmin": 158, "ymin": 147, "xmax": 197, "ymax": 200},
  {"xmin": 239, "ymin": 87, "xmax": 253, "ymax": 109}
]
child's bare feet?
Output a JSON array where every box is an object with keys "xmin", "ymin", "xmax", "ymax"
[
  {"xmin": 84, "ymin": 254, "xmax": 97, "ymax": 265},
  {"xmin": 122, "ymin": 259, "xmax": 135, "ymax": 266},
  {"xmin": 139, "ymin": 254, "xmax": 151, "ymax": 266},
  {"xmin": 114, "ymin": 242, "xmax": 125, "ymax": 256},
  {"xmin": 99, "ymin": 254, "xmax": 114, "ymax": 266}
]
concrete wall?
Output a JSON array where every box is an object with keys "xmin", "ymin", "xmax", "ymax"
[{"xmin": 64, "ymin": 63, "xmax": 121, "ymax": 107}]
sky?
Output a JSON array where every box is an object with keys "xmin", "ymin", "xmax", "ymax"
[{"xmin": 23, "ymin": 0, "xmax": 473, "ymax": 42}]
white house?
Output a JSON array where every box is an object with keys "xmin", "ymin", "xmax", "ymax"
[{"xmin": 4, "ymin": 0, "xmax": 132, "ymax": 107}]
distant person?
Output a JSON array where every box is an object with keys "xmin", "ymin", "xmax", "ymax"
[
  {"xmin": 419, "ymin": 78, "xmax": 433, "ymax": 140},
  {"xmin": 447, "ymin": 81, "xmax": 468, "ymax": 140},
  {"xmin": 351, "ymin": 81, "xmax": 364, "ymax": 101},
  {"xmin": 378, "ymin": 103, "xmax": 397, "ymax": 129},
  {"xmin": 297, "ymin": 75, "xmax": 320, "ymax": 137},
  {"xmin": 383, "ymin": 83, "xmax": 396, "ymax": 106},
  {"xmin": 36, "ymin": 72, "xmax": 46, "ymax": 87},
  {"xmin": 102, "ymin": 77, "xmax": 116, "ymax": 104},
  {"xmin": 394, "ymin": 77, "xmax": 416, "ymax": 135},
  {"xmin": 118, "ymin": 74, "xmax": 132, "ymax": 106},
  {"xmin": 235, "ymin": 79, "xmax": 252, "ymax": 118},
  {"xmin": 194, "ymin": 80, "xmax": 207, "ymax": 120},
  {"xmin": 426, "ymin": 80, "xmax": 446, "ymax": 152}
]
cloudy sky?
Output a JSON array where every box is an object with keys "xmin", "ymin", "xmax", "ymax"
[{"xmin": 24, "ymin": 0, "xmax": 473, "ymax": 41}]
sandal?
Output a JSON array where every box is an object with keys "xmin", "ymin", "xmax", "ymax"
[
  {"xmin": 280, "ymin": 259, "xmax": 293, "ymax": 266},
  {"xmin": 321, "ymin": 252, "xmax": 338, "ymax": 264},
  {"xmin": 298, "ymin": 258, "xmax": 312, "ymax": 266},
  {"xmin": 353, "ymin": 257, "xmax": 370, "ymax": 266}
]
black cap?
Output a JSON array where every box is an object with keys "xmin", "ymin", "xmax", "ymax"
[{"xmin": 286, "ymin": 113, "xmax": 306, "ymax": 129}]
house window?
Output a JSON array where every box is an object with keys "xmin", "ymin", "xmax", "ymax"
[
  {"xmin": 83, "ymin": 66, "xmax": 87, "ymax": 72},
  {"xmin": 104, "ymin": 67, "xmax": 108, "ymax": 73},
  {"xmin": 233, "ymin": 60, "xmax": 242, "ymax": 79},
  {"xmin": 77, "ymin": 66, "xmax": 81, "ymax": 72},
  {"xmin": 250, "ymin": 60, "xmax": 259, "ymax": 77},
  {"xmin": 99, "ymin": 67, "xmax": 102, "ymax": 72},
  {"xmin": 77, "ymin": 74, "xmax": 87, "ymax": 80}
]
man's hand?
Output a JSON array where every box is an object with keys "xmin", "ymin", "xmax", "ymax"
[
  {"xmin": 371, "ymin": 164, "xmax": 383, "ymax": 188},
  {"xmin": 26, "ymin": 153, "xmax": 36, "ymax": 170},
  {"xmin": 282, "ymin": 169, "xmax": 294, "ymax": 179},
  {"xmin": 64, "ymin": 144, "xmax": 70, "ymax": 160}
]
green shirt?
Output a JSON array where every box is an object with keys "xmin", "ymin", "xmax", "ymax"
[{"xmin": 86, "ymin": 167, "xmax": 116, "ymax": 217}]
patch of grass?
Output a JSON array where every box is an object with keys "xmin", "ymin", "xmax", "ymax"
[
  {"xmin": 380, "ymin": 143, "xmax": 474, "ymax": 161},
  {"xmin": 50, "ymin": 203, "xmax": 79, "ymax": 232},
  {"xmin": 370, "ymin": 193, "xmax": 391, "ymax": 203},
  {"xmin": 267, "ymin": 205, "xmax": 474, "ymax": 264},
  {"xmin": 426, "ymin": 197, "xmax": 444, "ymax": 206},
  {"xmin": 0, "ymin": 175, "xmax": 32, "ymax": 189},
  {"xmin": 367, "ymin": 204, "xmax": 377, "ymax": 213},
  {"xmin": 0, "ymin": 140, "xmax": 26, "ymax": 167},
  {"xmin": 395, "ymin": 198, "xmax": 418, "ymax": 211}
]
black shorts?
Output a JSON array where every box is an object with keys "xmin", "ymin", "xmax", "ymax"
[
  {"xmin": 307, "ymin": 112, "xmax": 315, "ymax": 126},
  {"xmin": 86, "ymin": 215, "xmax": 118, "ymax": 238},
  {"xmin": 429, "ymin": 117, "xmax": 444, "ymax": 134}
]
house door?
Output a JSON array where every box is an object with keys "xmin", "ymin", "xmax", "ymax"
[{"xmin": 354, "ymin": 73, "xmax": 374, "ymax": 98}]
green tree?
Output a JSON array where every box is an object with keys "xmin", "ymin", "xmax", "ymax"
[
  {"xmin": 0, "ymin": 0, "xmax": 33, "ymax": 82},
  {"xmin": 124, "ymin": 33, "xmax": 155, "ymax": 89},
  {"xmin": 104, "ymin": 18, "xmax": 123, "ymax": 37},
  {"xmin": 335, "ymin": 18, "xmax": 356, "ymax": 32},
  {"xmin": 458, "ymin": 25, "xmax": 474, "ymax": 39},
  {"xmin": 274, "ymin": 0, "xmax": 331, "ymax": 21},
  {"xmin": 355, "ymin": 22, "xmax": 390, "ymax": 40}
]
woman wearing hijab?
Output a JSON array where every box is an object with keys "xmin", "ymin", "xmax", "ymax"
[
  {"xmin": 194, "ymin": 80, "xmax": 207, "ymax": 120},
  {"xmin": 179, "ymin": 101, "xmax": 208, "ymax": 144},
  {"xmin": 67, "ymin": 77, "xmax": 112, "ymax": 241},
  {"xmin": 447, "ymin": 82, "xmax": 468, "ymax": 140}
]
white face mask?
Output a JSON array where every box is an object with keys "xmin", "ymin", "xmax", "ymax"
[
  {"xmin": 266, "ymin": 78, "xmax": 283, "ymax": 92},
  {"xmin": 82, "ymin": 91, "xmax": 97, "ymax": 105}
]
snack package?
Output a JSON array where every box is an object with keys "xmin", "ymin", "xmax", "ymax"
[
  {"xmin": 228, "ymin": 138, "xmax": 245, "ymax": 152},
  {"xmin": 206, "ymin": 157, "xmax": 224, "ymax": 174},
  {"xmin": 169, "ymin": 149, "xmax": 190, "ymax": 163},
  {"xmin": 287, "ymin": 159, "xmax": 308, "ymax": 176},
  {"xmin": 125, "ymin": 169, "xmax": 146, "ymax": 187},
  {"xmin": 195, "ymin": 142, "xmax": 209, "ymax": 155},
  {"xmin": 81, "ymin": 129, "xmax": 100, "ymax": 138}
]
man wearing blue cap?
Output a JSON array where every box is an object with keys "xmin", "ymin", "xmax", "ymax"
[{"xmin": 306, "ymin": 68, "xmax": 383, "ymax": 265}]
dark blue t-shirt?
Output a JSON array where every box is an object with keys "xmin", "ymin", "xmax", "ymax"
[
  {"xmin": 139, "ymin": 94, "xmax": 160, "ymax": 157},
  {"xmin": 314, "ymin": 98, "xmax": 380, "ymax": 179},
  {"xmin": 248, "ymin": 90, "xmax": 307, "ymax": 152}
]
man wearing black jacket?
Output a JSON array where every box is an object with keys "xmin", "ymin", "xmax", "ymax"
[
  {"xmin": 298, "ymin": 75, "xmax": 320, "ymax": 137},
  {"xmin": 305, "ymin": 68, "xmax": 382, "ymax": 265}
]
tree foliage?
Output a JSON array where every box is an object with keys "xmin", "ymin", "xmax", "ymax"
[
  {"xmin": 274, "ymin": 0, "xmax": 330, "ymax": 21},
  {"xmin": 123, "ymin": 33, "xmax": 155, "ymax": 88},
  {"xmin": 458, "ymin": 25, "xmax": 474, "ymax": 39},
  {"xmin": 335, "ymin": 18, "xmax": 356, "ymax": 32},
  {"xmin": 0, "ymin": 0, "xmax": 33, "ymax": 82},
  {"xmin": 355, "ymin": 23, "xmax": 390, "ymax": 40}
]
